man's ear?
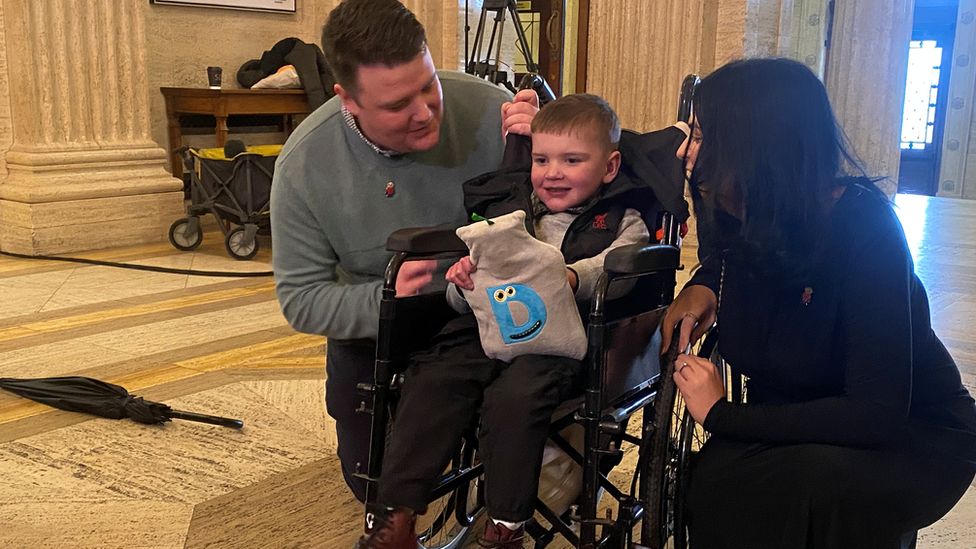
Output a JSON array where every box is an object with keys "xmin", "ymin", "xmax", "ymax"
[
  {"xmin": 335, "ymin": 83, "xmax": 358, "ymax": 115},
  {"xmin": 602, "ymin": 150, "xmax": 622, "ymax": 183}
]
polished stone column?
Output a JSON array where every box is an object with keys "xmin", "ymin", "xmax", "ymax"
[
  {"xmin": 0, "ymin": 0, "xmax": 183, "ymax": 255},
  {"xmin": 586, "ymin": 0, "xmax": 707, "ymax": 132},
  {"xmin": 938, "ymin": 0, "xmax": 976, "ymax": 199},
  {"xmin": 779, "ymin": 0, "xmax": 829, "ymax": 77},
  {"xmin": 825, "ymin": 0, "xmax": 914, "ymax": 196}
]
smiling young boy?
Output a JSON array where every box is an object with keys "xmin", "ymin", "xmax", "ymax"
[{"xmin": 359, "ymin": 94, "xmax": 651, "ymax": 549}]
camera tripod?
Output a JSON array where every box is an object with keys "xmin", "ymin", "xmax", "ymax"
[{"xmin": 464, "ymin": 0, "xmax": 555, "ymax": 102}]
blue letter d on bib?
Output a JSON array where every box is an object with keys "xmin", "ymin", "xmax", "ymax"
[{"xmin": 486, "ymin": 283, "xmax": 547, "ymax": 345}]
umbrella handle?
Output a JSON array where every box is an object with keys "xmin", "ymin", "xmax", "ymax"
[{"xmin": 168, "ymin": 409, "xmax": 244, "ymax": 429}]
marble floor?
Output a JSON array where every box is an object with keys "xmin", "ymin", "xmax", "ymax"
[{"xmin": 0, "ymin": 194, "xmax": 973, "ymax": 548}]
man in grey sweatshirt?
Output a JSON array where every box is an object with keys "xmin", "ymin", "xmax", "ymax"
[{"xmin": 270, "ymin": 0, "xmax": 534, "ymax": 501}]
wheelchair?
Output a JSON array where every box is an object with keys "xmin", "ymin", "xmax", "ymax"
[{"xmin": 356, "ymin": 75, "xmax": 710, "ymax": 549}]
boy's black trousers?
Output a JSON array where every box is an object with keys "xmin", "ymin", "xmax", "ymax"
[{"xmin": 377, "ymin": 316, "xmax": 582, "ymax": 522}]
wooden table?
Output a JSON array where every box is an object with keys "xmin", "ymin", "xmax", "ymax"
[{"xmin": 161, "ymin": 87, "xmax": 310, "ymax": 178}]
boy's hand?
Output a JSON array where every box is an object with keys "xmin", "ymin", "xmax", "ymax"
[
  {"xmin": 446, "ymin": 256, "xmax": 477, "ymax": 290},
  {"xmin": 566, "ymin": 268, "xmax": 578, "ymax": 293},
  {"xmin": 501, "ymin": 89, "xmax": 540, "ymax": 138}
]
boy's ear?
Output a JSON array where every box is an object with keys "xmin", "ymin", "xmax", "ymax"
[{"xmin": 602, "ymin": 150, "xmax": 622, "ymax": 184}]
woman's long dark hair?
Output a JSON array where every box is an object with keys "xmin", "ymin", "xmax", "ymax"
[{"xmin": 691, "ymin": 58, "xmax": 870, "ymax": 283}]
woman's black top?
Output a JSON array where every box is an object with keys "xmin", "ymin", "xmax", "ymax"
[{"xmin": 689, "ymin": 183, "xmax": 976, "ymax": 466}]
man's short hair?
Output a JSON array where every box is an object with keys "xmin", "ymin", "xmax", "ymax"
[
  {"xmin": 321, "ymin": 0, "xmax": 427, "ymax": 94},
  {"xmin": 531, "ymin": 94, "xmax": 621, "ymax": 151}
]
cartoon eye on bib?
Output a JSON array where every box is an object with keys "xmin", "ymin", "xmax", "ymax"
[
  {"xmin": 493, "ymin": 286, "xmax": 517, "ymax": 303},
  {"xmin": 486, "ymin": 283, "xmax": 547, "ymax": 344}
]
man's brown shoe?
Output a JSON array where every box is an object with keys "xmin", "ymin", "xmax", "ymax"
[{"xmin": 355, "ymin": 503, "xmax": 417, "ymax": 549}]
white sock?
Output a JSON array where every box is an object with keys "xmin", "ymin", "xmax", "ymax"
[{"xmin": 491, "ymin": 518, "xmax": 524, "ymax": 530}]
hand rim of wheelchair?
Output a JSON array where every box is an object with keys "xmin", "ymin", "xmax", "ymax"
[
  {"xmin": 415, "ymin": 441, "xmax": 484, "ymax": 549},
  {"xmin": 638, "ymin": 330, "xmax": 717, "ymax": 549}
]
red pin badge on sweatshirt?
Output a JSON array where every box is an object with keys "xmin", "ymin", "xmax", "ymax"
[
  {"xmin": 385, "ymin": 181, "xmax": 395, "ymax": 198},
  {"xmin": 801, "ymin": 286, "xmax": 813, "ymax": 306}
]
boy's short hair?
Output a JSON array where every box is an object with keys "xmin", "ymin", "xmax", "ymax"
[
  {"xmin": 530, "ymin": 94, "xmax": 621, "ymax": 151},
  {"xmin": 322, "ymin": 0, "xmax": 427, "ymax": 94}
]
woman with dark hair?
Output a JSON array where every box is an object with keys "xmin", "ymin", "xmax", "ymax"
[{"xmin": 661, "ymin": 58, "xmax": 976, "ymax": 548}]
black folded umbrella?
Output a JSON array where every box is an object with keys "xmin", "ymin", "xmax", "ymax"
[{"xmin": 0, "ymin": 376, "xmax": 244, "ymax": 429}]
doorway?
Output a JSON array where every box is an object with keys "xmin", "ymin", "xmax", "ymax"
[{"xmin": 897, "ymin": 0, "xmax": 959, "ymax": 195}]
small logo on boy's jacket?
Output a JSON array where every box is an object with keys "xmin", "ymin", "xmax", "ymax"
[{"xmin": 592, "ymin": 213, "xmax": 608, "ymax": 230}]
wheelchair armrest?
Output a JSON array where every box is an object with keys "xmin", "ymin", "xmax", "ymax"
[
  {"xmin": 603, "ymin": 243, "xmax": 680, "ymax": 275},
  {"xmin": 386, "ymin": 227, "xmax": 468, "ymax": 254}
]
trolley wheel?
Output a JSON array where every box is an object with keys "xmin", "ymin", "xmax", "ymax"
[
  {"xmin": 169, "ymin": 217, "xmax": 203, "ymax": 251},
  {"xmin": 225, "ymin": 227, "xmax": 259, "ymax": 260}
]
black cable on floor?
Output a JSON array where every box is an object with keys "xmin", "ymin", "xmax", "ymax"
[{"xmin": 0, "ymin": 251, "xmax": 274, "ymax": 277}]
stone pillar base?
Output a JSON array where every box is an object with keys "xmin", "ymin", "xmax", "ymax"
[
  {"xmin": 0, "ymin": 146, "xmax": 185, "ymax": 255},
  {"xmin": 1, "ymin": 192, "xmax": 185, "ymax": 256}
]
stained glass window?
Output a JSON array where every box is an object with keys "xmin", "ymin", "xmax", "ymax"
[{"xmin": 900, "ymin": 40, "xmax": 943, "ymax": 150}]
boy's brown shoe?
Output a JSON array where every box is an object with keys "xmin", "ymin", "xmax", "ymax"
[
  {"xmin": 477, "ymin": 520, "xmax": 525, "ymax": 548},
  {"xmin": 355, "ymin": 503, "xmax": 417, "ymax": 549}
]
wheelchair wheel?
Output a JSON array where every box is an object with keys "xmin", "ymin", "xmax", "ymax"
[
  {"xmin": 415, "ymin": 442, "xmax": 484, "ymax": 549},
  {"xmin": 639, "ymin": 346, "xmax": 718, "ymax": 549}
]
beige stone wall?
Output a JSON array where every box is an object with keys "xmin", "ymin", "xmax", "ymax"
[
  {"xmin": 145, "ymin": 0, "xmax": 460, "ymax": 156},
  {"xmin": 144, "ymin": 2, "xmax": 328, "ymax": 154}
]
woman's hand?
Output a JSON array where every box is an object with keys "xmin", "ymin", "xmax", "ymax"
[
  {"xmin": 501, "ymin": 89, "xmax": 540, "ymax": 138},
  {"xmin": 661, "ymin": 284, "xmax": 718, "ymax": 353},
  {"xmin": 673, "ymin": 353, "xmax": 725, "ymax": 424},
  {"xmin": 445, "ymin": 256, "xmax": 477, "ymax": 290}
]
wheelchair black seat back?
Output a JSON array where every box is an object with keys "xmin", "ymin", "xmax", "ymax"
[{"xmin": 357, "ymin": 76, "xmax": 705, "ymax": 549}]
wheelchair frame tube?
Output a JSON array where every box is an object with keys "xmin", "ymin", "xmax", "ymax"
[
  {"xmin": 362, "ymin": 251, "xmax": 409, "ymax": 505},
  {"xmin": 579, "ymin": 270, "xmax": 611, "ymax": 548}
]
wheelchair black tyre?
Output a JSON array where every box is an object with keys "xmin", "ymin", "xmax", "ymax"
[
  {"xmin": 168, "ymin": 217, "xmax": 203, "ymax": 251},
  {"xmin": 641, "ymin": 350, "xmax": 720, "ymax": 549},
  {"xmin": 640, "ymin": 365, "xmax": 686, "ymax": 549}
]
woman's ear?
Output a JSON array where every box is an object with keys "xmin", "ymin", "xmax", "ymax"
[{"xmin": 602, "ymin": 150, "xmax": 622, "ymax": 183}]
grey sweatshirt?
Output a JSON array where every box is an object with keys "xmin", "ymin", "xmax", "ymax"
[{"xmin": 271, "ymin": 71, "xmax": 511, "ymax": 340}]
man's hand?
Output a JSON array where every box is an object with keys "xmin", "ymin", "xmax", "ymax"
[
  {"xmin": 501, "ymin": 89, "xmax": 540, "ymax": 138},
  {"xmin": 445, "ymin": 256, "xmax": 477, "ymax": 290},
  {"xmin": 661, "ymin": 284, "xmax": 718, "ymax": 354},
  {"xmin": 395, "ymin": 260, "xmax": 437, "ymax": 296},
  {"xmin": 672, "ymin": 353, "xmax": 725, "ymax": 424}
]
